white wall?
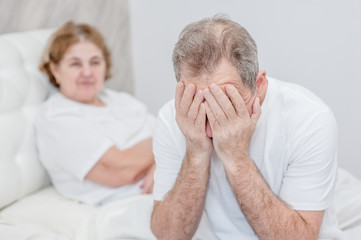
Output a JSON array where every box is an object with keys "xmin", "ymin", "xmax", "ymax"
[{"xmin": 129, "ymin": 0, "xmax": 361, "ymax": 178}]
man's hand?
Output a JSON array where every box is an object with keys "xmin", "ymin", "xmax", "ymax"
[
  {"xmin": 203, "ymin": 83, "xmax": 261, "ymax": 168},
  {"xmin": 175, "ymin": 82, "xmax": 213, "ymax": 160},
  {"xmin": 151, "ymin": 83, "xmax": 213, "ymax": 240}
]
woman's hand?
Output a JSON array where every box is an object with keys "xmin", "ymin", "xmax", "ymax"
[{"xmin": 140, "ymin": 164, "xmax": 156, "ymax": 194}]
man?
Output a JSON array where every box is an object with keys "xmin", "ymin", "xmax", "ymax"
[{"xmin": 150, "ymin": 16, "xmax": 344, "ymax": 239}]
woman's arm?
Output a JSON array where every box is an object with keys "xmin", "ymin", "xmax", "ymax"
[{"xmin": 85, "ymin": 137, "xmax": 154, "ymax": 187}]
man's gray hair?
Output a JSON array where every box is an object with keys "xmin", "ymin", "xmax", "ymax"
[{"xmin": 172, "ymin": 15, "xmax": 259, "ymax": 92}]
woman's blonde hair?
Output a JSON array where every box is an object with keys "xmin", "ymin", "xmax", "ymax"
[{"xmin": 39, "ymin": 21, "xmax": 112, "ymax": 88}]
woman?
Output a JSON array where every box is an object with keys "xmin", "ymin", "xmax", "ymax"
[{"xmin": 36, "ymin": 21, "xmax": 155, "ymax": 206}]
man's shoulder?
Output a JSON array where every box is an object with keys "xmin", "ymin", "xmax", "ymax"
[
  {"xmin": 268, "ymin": 77, "xmax": 332, "ymax": 116},
  {"xmin": 264, "ymin": 77, "xmax": 337, "ymax": 141},
  {"xmin": 271, "ymin": 77, "xmax": 329, "ymax": 106}
]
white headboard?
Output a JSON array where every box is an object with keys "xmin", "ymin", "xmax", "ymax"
[{"xmin": 0, "ymin": 29, "xmax": 54, "ymax": 209}]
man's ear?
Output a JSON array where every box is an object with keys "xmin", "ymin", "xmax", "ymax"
[
  {"xmin": 49, "ymin": 62, "xmax": 60, "ymax": 84},
  {"xmin": 255, "ymin": 70, "xmax": 267, "ymax": 100}
]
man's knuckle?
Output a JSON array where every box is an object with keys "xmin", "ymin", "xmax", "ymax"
[
  {"xmin": 214, "ymin": 111, "xmax": 223, "ymax": 119},
  {"xmin": 225, "ymin": 105, "xmax": 235, "ymax": 114},
  {"xmin": 188, "ymin": 112, "xmax": 196, "ymax": 120},
  {"xmin": 179, "ymin": 104, "xmax": 187, "ymax": 111}
]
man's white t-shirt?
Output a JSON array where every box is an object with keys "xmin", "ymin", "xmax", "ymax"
[
  {"xmin": 36, "ymin": 89, "xmax": 155, "ymax": 206},
  {"xmin": 153, "ymin": 77, "xmax": 344, "ymax": 239}
]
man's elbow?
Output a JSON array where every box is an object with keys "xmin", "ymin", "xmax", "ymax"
[
  {"xmin": 150, "ymin": 212, "xmax": 165, "ymax": 239},
  {"xmin": 150, "ymin": 202, "xmax": 171, "ymax": 240},
  {"xmin": 151, "ymin": 221, "xmax": 179, "ymax": 240},
  {"xmin": 151, "ymin": 213, "xmax": 192, "ymax": 240},
  {"xmin": 150, "ymin": 219, "xmax": 160, "ymax": 239},
  {"xmin": 294, "ymin": 210, "xmax": 323, "ymax": 240},
  {"xmin": 303, "ymin": 225, "xmax": 320, "ymax": 240}
]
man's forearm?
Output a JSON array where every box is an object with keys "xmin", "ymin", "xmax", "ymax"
[
  {"xmin": 226, "ymin": 158, "xmax": 321, "ymax": 240},
  {"xmin": 151, "ymin": 151, "xmax": 210, "ymax": 240}
]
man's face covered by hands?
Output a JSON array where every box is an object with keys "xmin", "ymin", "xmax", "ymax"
[{"xmin": 177, "ymin": 59, "xmax": 260, "ymax": 138}]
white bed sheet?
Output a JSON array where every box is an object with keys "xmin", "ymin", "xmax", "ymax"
[
  {"xmin": 1, "ymin": 168, "xmax": 361, "ymax": 239},
  {"xmin": 0, "ymin": 187, "xmax": 95, "ymax": 238},
  {"xmin": 0, "ymin": 220, "xmax": 70, "ymax": 240}
]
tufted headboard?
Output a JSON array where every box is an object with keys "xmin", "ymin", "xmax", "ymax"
[{"xmin": 0, "ymin": 29, "xmax": 55, "ymax": 209}]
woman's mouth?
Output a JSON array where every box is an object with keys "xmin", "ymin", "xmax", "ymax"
[{"xmin": 79, "ymin": 81, "xmax": 94, "ymax": 86}]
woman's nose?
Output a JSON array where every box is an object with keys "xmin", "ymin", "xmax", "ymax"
[{"xmin": 81, "ymin": 64, "xmax": 92, "ymax": 76}]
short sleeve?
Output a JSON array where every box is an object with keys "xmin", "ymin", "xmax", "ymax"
[
  {"xmin": 279, "ymin": 110, "xmax": 338, "ymax": 210},
  {"xmin": 153, "ymin": 101, "xmax": 185, "ymax": 201},
  {"xmin": 36, "ymin": 113, "xmax": 114, "ymax": 181}
]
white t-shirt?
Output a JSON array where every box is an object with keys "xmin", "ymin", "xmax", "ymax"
[
  {"xmin": 36, "ymin": 89, "xmax": 155, "ymax": 206},
  {"xmin": 153, "ymin": 77, "xmax": 344, "ymax": 239}
]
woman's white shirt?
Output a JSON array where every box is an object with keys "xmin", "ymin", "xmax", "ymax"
[{"xmin": 36, "ymin": 89, "xmax": 155, "ymax": 205}]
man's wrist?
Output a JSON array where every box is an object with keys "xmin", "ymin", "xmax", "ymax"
[
  {"xmin": 185, "ymin": 147, "xmax": 212, "ymax": 167},
  {"xmin": 222, "ymin": 152, "xmax": 252, "ymax": 175}
]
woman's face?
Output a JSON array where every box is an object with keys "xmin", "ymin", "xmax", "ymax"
[{"xmin": 51, "ymin": 40, "xmax": 106, "ymax": 105}]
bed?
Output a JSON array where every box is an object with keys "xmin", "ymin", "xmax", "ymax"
[{"xmin": 0, "ymin": 28, "xmax": 360, "ymax": 240}]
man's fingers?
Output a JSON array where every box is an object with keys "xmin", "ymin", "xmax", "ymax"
[
  {"xmin": 205, "ymin": 101, "xmax": 217, "ymax": 131},
  {"xmin": 251, "ymin": 97, "xmax": 262, "ymax": 125},
  {"xmin": 209, "ymin": 84, "xmax": 237, "ymax": 119},
  {"xmin": 225, "ymin": 84, "xmax": 248, "ymax": 117},
  {"xmin": 175, "ymin": 81, "xmax": 184, "ymax": 110},
  {"xmin": 195, "ymin": 102, "xmax": 206, "ymax": 129},
  {"xmin": 179, "ymin": 84, "xmax": 196, "ymax": 116},
  {"xmin": 204, "ymin": 88, "xmax": 227, "ymax": 123},
  {"xmin": 188, "ymin": 90, "xmax": 204, "ymax": 121}
]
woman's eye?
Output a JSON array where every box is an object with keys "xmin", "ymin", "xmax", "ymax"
[
  {"xmin": 91, "ymin": 61, "xmax": 100, "ymax": 65},
  {"xmin": 71, "ymin": 62, "xmax": 80, "ymax": 67}
]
